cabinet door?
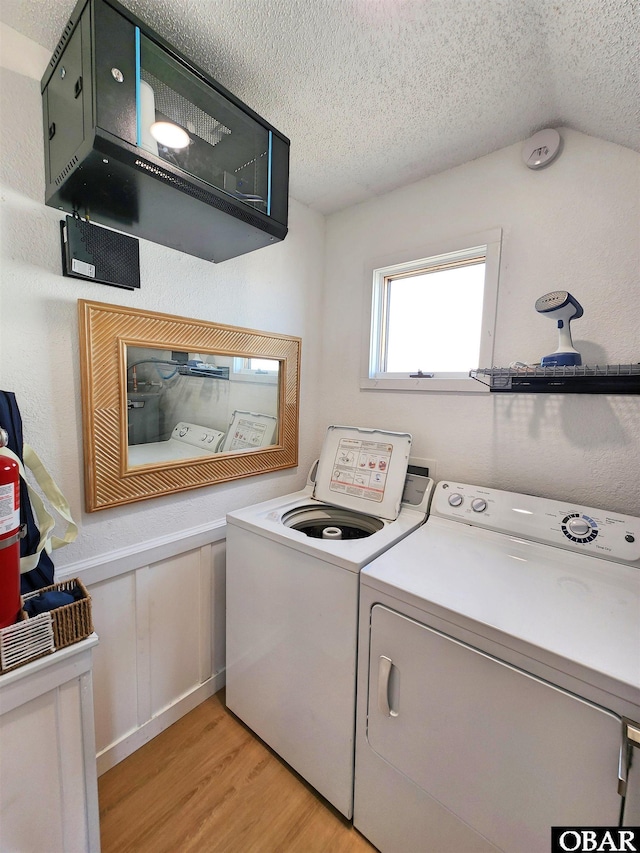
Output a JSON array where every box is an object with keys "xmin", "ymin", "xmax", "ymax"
[
  {"xmin": 0, "ymin": 670, "xmax": 99, "ymax": 852},
  {"xmin": 94, "ymin": 0, "xmax": 137, "ymax": 145},
  {"xmin": 367, "ymin": 605, "xmax": 624, "ymax": 853}
]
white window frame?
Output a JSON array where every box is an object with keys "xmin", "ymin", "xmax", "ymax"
[
  {"xmin": 360, "ymin": 228, "xmax": 502, "ymax": 393},
  {"xmin": 231, "ymin": 356, "xmax": 279, "ymax": 384}
]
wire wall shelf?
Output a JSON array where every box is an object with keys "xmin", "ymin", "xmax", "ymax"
[{"xmin": 470, "ymin": 364, "xmax": 640, "ymax": 394}]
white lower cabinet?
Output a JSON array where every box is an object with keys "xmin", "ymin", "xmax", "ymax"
[{"xmin": 0, "ymin": 636, "xmax": 100, "ymax": 853}]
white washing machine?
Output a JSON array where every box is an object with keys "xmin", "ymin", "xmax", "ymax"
[
  {"xmin": 354, "ymin": 481, "xmax": 640, "ymax": 853},
  {"xmin": 225, "ymin": 425, "xmax": 434, "ymax": 818},
  {"xmin": 127, "ymin": 421, "xmax": 225, "ymax": 466}
]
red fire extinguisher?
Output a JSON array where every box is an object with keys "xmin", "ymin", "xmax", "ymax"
[{"xmin": 0, "ymin": 427, "xmax": 22, "ymax": 628}]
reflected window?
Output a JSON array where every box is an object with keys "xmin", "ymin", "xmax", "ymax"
[{"xmin": 232, "ymin": 357, "xmax": 279, "ymax": 383}]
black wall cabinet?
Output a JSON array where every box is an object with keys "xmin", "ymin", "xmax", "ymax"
[{"xmin": 41, "ymin": 0, "xmax": 289, "ymax": 262}]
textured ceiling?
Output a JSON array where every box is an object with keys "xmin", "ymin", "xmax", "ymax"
[{"xmin": 2, "ymin": 0, "xmax": 638, "ymax": 214}]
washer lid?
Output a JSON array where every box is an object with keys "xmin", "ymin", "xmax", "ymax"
[{"xmin": 313, "ymin": 425, "xmax": 412, "ymax": 520}]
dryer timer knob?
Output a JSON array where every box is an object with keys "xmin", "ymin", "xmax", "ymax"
[
  {"xmin": 448, "ymin": 493, "xmax": 463, "ymax": 507},
  {"xmin": 567, "ymin": 517, "xmax": 591, "ymax": 537}
]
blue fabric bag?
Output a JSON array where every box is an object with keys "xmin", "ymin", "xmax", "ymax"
[{"xmin": 0, "ymin": 391, "xmax": 56, "ymax": 592}]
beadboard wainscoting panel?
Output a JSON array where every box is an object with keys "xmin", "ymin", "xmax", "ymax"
[
  {"xmin": 90, "ymin": 572, "xmax": 139, "ymax": 754},
  {"xmin": 211, "ymin": 543, "xmax": 226, "ymax": 678},
  {"xmin": 57, "ymin": 521, "xmax": 227, "ymax": 775},
  {"xmin": 148, "ymin": 549, "xmax": 205, "ymax": 716}
]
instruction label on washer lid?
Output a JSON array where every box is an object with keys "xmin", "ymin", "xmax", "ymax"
[
  {"xmin": 227, "ymin": 417, "xmax": 268, "ymax": 451},
  {"xmin": 329, "ymin": 438, "xmax": 393, "ymax": 503}
]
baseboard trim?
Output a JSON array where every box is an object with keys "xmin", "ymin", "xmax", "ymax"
[{"xmin": 96, "ymin": 670, "xmax": 226, "ymax": 775}]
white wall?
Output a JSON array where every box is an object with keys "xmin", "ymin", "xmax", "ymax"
[
  {"xmin": 0, "ymin": 44, "xmax": 326, "ymax": 569},
  {"xmin": 322, "ymin": 129, "xmax": 640, "ymax": 515}
]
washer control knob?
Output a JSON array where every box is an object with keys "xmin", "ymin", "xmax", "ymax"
[
  {"xmin": 448, "ymin": 493, "xmax": 463, "ymax": 507},
  {"xmin": 567, "ymin": 517, "xmax": 591, "ymax": 537},
  {"xmin": 471, "ymin": 498, "xmax": 487, "ymax": 513},
  {"xmin": 179, "ymin": 426, "xmax": 188, "ymax": 437}
]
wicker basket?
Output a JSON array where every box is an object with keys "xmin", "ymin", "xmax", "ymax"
[
  {"xmin": 30, "ymin": 578, "xmax": 93, "ymax": 650},
  {"xmin": 0, "ymin": 579, "xmax": 93, "ymax": 674},
  {"xmin": 0, "ymin": 610, "xmax": 54, "ymax": 674}
]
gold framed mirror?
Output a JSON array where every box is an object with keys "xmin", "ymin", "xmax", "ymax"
[{"xmin": 78, "ymin": 300, "xmax": 301, "ymax": 511}]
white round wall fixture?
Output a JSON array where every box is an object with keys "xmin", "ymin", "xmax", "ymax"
[
  {"xmin": 522, "ymin": 128, "xmax": 561, "ymax": 169},
  {"xmin": 150, "ymin": 121, "xmax": 190, "ymax": 149}
]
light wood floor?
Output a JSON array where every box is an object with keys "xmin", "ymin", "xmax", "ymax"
[{"xmin": 98, "ymin": 689, "xmax": 376, "ymax": 852}]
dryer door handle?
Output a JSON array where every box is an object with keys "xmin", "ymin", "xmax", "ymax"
[
  {"xmin": 618, "ymin": 718, "xmax": 640, "ymax": 797},
  {"xmin": 377, "ymin": 655, "xmax": 398, "ymax": 717}
]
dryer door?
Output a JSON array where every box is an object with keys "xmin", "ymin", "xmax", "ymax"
[{"xmin": 366, "ymin": 605, "xmax": 624, "ymax": 853}]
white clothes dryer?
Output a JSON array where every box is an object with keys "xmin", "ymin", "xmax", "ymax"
[
  {"xmin": 127, "ymin": 421, "xmax": 225, "ymax": 466},
  {"xmin": 354, "ymin": 481, "xmax": 640, "ymax": 853},
  {"xmin": 225, "ymin": 425, "xmax": 434, "ymax": 818}
]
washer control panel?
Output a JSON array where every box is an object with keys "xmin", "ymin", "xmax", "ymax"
[{"xmin": 434, "ymin": 481, "xmax": 640, "ymax": 565}]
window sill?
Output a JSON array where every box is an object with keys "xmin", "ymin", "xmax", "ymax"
[
  {"xmin": 230, "ymin": 372, "xmax": 278, "ymax": 384},
  {"xmin": 360, "ymin": 376, "xmax": 490, "ymax": 393}
]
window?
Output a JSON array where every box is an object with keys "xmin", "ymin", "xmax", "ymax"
[
  {"xmin": 361, "ymin": 229, "xmax": 501, "ymax": 392},
  {"xmin": 231, "ymin": 357, "xmax": 279, "ymax": 383}
]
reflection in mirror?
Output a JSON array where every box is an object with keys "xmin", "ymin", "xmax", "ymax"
[{"xmin": 126, "ymin": 345, "xmax": 280, "ymax": 467}]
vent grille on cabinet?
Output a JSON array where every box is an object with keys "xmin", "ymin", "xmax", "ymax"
[
  {"xmin": 55, "ymin": 155, "xmax": 79, "ymax": 186},
  {"xmin": 50, "ymin": 19, "xmax": 75, "ymax": 67}
]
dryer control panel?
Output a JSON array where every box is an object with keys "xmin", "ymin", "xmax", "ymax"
[{"xmin": 432, "ymin": 481, "xmax": 640, "ymax": 565}]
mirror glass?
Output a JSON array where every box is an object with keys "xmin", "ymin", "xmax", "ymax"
[
  {"xmin": 78, "ymin": 300, "xmax": 300, "ymax": 511},
  {"xmin": 126, "ymin": 345, "xmax": 280, "ymax": 467}
]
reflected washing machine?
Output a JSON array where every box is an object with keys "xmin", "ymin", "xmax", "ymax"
[
  {"xmin": 225, "ymin": 425, "xmax": 434, "ymax": 818},
  {"xmin": 126, "ymin": 421, "xmax": 225, "ymax": 466},
  {"xmin": 354, "ymin": 481, "xmax": 640, "ymax": 853}
]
